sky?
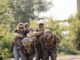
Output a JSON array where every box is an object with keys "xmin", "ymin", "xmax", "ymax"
[{"xmin": 39, "ymin": 0, "xmax": 77, "ymax": 20}]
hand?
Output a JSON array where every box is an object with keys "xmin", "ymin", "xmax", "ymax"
[
  {"xmin": 34, "ymin": 31, "xmax": 40, "ymax": 35},
  {"xmin": 14, "ymin": 33, "xmax": 23, "ymax": 38}
]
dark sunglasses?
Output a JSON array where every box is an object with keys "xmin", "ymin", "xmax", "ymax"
[{"xmin": 19, "ymin": 27, "xmax": 24, "ymax": 29}]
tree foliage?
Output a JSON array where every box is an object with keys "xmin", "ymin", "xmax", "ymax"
[
  {"xmin": 68, "ymin": 12, "xmax": 80, "ymax": 50},
  {"xmin": 29, "ymin": 19, "xmax": 38, "ymax": 29},
  {"xmin": 45, "ymin": 18, "xmax": 63, "ymax": 39},
  {"xmin": 0, "ymin": 0, "xmax": 13, "ymax": 59},
  {"xmin": 10, "ymin": 0, "xmax": 52, "ymax": 23}
]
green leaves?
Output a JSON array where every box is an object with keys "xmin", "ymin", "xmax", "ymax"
[
  {"xmin": 0, "ymin": 25, "xmax": 13, "ymax": 60},
  {"xmin": 0, "ymin": 0, "xmax": 13, "ymax": 59},
  {"xmin": 29, "ymin": 19, "xmax": 37, "ymax": 29},
  {"xmin": 10, "ymin": 0, "xmax": 52, "ymax": 23},
  {"xmin": 66, "ymin": 12, "xmax": 80, "ymax": 50}
]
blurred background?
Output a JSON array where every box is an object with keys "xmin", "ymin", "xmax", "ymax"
[{"xmin": 0, "ymin": 0, "xmax": 80, "ymax": 60}]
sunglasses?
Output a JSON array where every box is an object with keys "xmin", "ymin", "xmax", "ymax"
[{"xmin": 19, "ymin": 27, "xmax": 24, "ymax": 29}]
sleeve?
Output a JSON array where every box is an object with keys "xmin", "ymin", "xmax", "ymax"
[
  {"xmin": 54, "ymin": 35, "xmax": 59, "ymax": 43},
  {"xmin": 53, "ymin": 35, "xmax": 60, "ymax": 49}
]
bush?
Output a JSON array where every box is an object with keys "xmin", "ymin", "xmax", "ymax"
[
  {"xmin": 0, "ymin": 49, "xmax": 10, "ymax": 60},
  {"xmin": 0, "ymin": 25, "xmax": 13, "ymax": 60}
]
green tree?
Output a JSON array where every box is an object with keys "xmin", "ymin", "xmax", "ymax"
[
  {"xmin": 29, "ymin": 19, "xmax": 37, "ymax": 29},
  {"xmin": 0, "ymin": 0, "xmax": 13, "ymax": 59},
  {"xmin": 10, "ymin": 0, "xmax": 52, "ymax": 23},
  {"xmin": 0, "ymin": 0, "xmax": 15, "ymax": 31},
  {"xmin": 45, "ymin": 18, "xmax": 63, "ymax": 39},
  {"xmin": 0, "ymin": 0, "xmax": 10, "ymax": 23},
  {"xmin": 67, "ymin": 12, "xmax": 80, "ymax": 50}
]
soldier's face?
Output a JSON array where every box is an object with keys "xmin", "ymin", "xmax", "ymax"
[
  {"xmin": 39, "ymin": 26, "xmax": 44, "ymax": 31},
  {"xmin": 19, "ymin": 27, "xmax": 24, "ymax": 32}
]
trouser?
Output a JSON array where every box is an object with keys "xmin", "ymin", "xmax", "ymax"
[
  {"xmin": 13, "ymin": 46, "xmax": 26, "ymax": 60},
  {"xmin": 50, "ymin": 49, "xmax": 57, "ymax": 60},
  {"xmin": 35, "ymin": 48, "xmax": 43, "ymax": 60},
  {"xmin": 24, "ymin": 55, "xmax": 34, "ymax": 60},
  {"xmin": 43, "ymin": 48, "xmax": 57, "ymax": 60}
]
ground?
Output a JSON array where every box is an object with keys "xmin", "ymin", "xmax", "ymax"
[
  {"xmin": 11, "ymin": 55, "xmax": 80, "ymax": 60},
  {"xmin": 57, "ymin": 55, "xmax": 80, "ymax": 60}
]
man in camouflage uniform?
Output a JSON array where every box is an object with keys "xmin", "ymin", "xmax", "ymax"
[
  {"xmin": 39, "ymin": 29, "xmax": 59, "ymax": 60},
  {"xmin": 21, "ymin": 36, "xmax": 35, "ymax": 60},
  {"xmin": 12, "ymin": 23, "xmax": 26, "ymax": 60},
  {"xmin": 35, "ymin": 23, "xmax": 45, "ymax": 60},
  {"xmin": 12, "ymin": 23, "xmax": 33, "ymax": 60}
]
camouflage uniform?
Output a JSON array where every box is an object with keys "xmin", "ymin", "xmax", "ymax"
[
  {"xmin": 13, "ymin": 31, "xmax": 26, "ymax": 60},
  {"xmin": 52, "ymin": 35, "xmax": 59, "ymax": 60},
  {"xmin": 35, "ymin": 30, "xmax": 44, "ymax": 60},
  {"xmin": 39, "ymin": 31, "xmax": 58, "ymax": 60},
  {"xmin": 21, "ymin": 37, "xmax": 35, "ymax": 60}
]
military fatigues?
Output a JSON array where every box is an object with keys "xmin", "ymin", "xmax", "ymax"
[
  {"xmin": 39, "ymin": 33, "xmax": 58, "ymax": 60},
  {"xmin": 12, "ymin": 29, "xmax": 29, "ymax": 60},
  {"xmin": 35, "ymin": 30, "xmax": 44, "ymax": 60},
  {"xmin": 52, "ymin": 35, "xmax": 59, "ymax": 60},
  {"xmin": 21, "ymin": 37, "xmax": 35, "ymax": 60}
]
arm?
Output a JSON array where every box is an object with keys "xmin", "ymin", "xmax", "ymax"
[{"xmin": 53, "ymin": 35, "xmax": 60, "ymax": 51}]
